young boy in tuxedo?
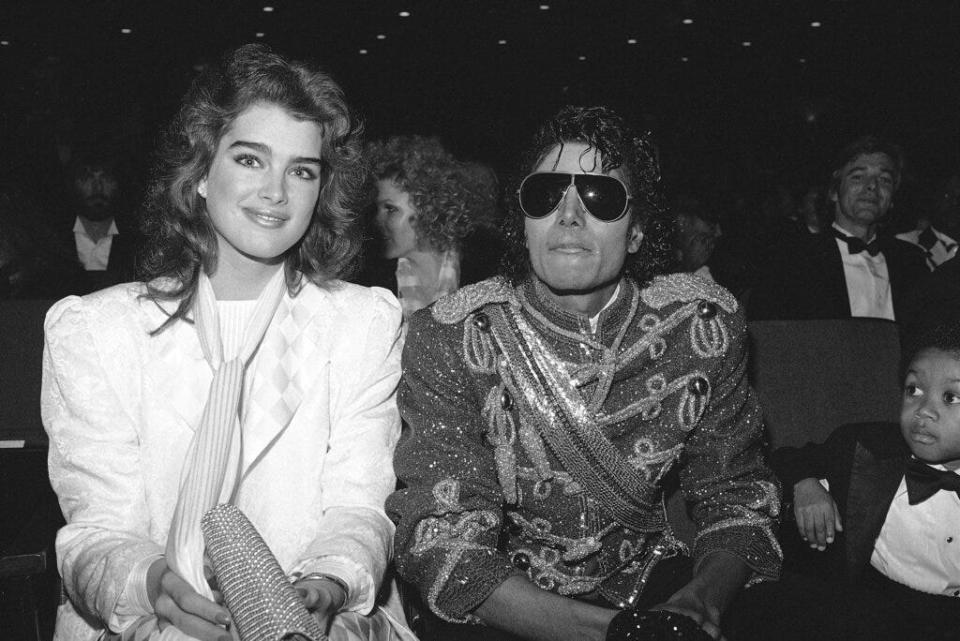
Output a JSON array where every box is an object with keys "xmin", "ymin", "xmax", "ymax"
[{"xmin": 767, "ymin": 322, "xmax": 960, "ymax": 640}]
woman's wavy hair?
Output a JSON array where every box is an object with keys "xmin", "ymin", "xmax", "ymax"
[
  {"xmin": 365, "ymin": 135, "xmax": 498, "ymax": 252},
  {"xmin": 140, "ymin": 44, "xmax": 364, "ymax": 329},
  {"xmin": 499, "ymin": 105, "xmax": 676, "ymax": 287}
]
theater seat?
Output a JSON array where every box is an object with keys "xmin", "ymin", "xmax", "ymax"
[
  {"xmin": 747, "ymin": 318, "xmax": 902, "ymax": 449},
  {"xmin": 0, "ymin": 299, "xmax": 62, "ymax": 641}
]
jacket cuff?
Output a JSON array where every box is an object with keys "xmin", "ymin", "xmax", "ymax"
[
  {"xmin": 290, "ymin": 555, "xmax": 374, "ymax": 614},
  {"xmin": 108, "ymin": 552, "xmax": 163, "ymax": 632},
  {"xmin": 693, "ymin": 525, "xmax": 782, "ymax": 583},
  {"xmin": 432, "ymin": 548, "xmax": 521, "ymax": 622}
]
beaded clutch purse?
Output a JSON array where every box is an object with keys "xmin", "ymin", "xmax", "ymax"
[{"xmin": 202, "ymin": 503, "xmax": 326, "ymax": 641}]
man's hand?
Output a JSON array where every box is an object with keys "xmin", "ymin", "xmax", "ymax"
[
  {"xmin": 147, "ymin": 558, "xmax": 231, "ymax": 641},
  {"xmin": 793, "ymin": 477, "xmax": 843, "ymax": 551},
  {"xmin": 651, "ymin": 583, "xmax": 723, "ymax": 640}
]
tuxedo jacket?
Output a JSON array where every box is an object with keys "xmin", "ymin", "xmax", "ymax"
[
  {"xmin": 747, "ymin": 233, "xmax": 927, "ymax": 321},
  {"xmin": 771, "ymin": 422, "xmax": 910, "ymax": 582},
  {"xmin": 900, "ymin": 255, "xmax": 960, "ymax": 337}
]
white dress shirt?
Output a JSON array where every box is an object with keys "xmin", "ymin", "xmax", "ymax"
[
  {"xmin": 870, "ymin": 473, "xmax": 960, "ymax": 596},
  {"xmin": 833, "ymin": 223, "xmax": 895, "ymax": 321},
  {"xmin": 73, "ymin": 217, "xmax": 118, "ymax": 271}
]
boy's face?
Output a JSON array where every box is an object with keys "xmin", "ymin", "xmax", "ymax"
[{"xmin": 900, "ymin": 348, "xmax": 960, "ymax": 469}]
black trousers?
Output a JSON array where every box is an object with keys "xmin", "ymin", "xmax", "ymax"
[{"xmin": 724, "ymin": 566, "xmax": 960, "ymax": 641}]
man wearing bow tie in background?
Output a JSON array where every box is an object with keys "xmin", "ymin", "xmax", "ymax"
[
  {"xmin": 766, "ymin": 321, "xmax": 960, "ymax": 640},
  {"xmin": 748, "ymin": 136, "xmax": 927, "ymax": 321},
  {"xmin": 897, "ymin": 172, "xmax": 960, "ymax": 271}
]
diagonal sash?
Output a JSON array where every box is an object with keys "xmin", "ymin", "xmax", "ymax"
[{"xmin": 487, "ymin": 304, "xmax": 665, "ymax": 533}]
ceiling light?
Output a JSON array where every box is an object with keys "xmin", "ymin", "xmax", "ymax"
[
  {"xmin": 120, "ymin": 28, "xmax": 132, "ymax": 34},
  {"xmin": 578, "ymin": 55, "xmax": 586, "ymax": 61},
  {"xmin": 399, "ymin": 10, "xmax": 410, "ymax": 17},
  {"xmin": 0, "ymin": 40, "xmax": 9, "ymax": 46},
  {"xmin": 539, "ymin": 4, "xmax": 550, "ymax": 9},
  {"xmin": 627, "ymin": 38, "xmax": 637, "ymax": 45},
  {"xmin": 498, "ymin": 39, "xmax": 507, "ymax": 45},
  {"xmin": 262, "ymin": 6, "xmax": 274, "ymax": 12},
  {"xmin": 799, "ymin": 57, "xmax": 807, "ymax": 63},
  {"xmin": 359, "ymin": 49, "xmax": 368, "ymax": 55},
  {"xmin": 681, "ymin": 56, "xmax": 690, "ymax": 62},
  {"xmin": 810, "ymin": 21, "xmax": 822, "ymax": 28},
  {"xmin": 255, "ymin": 32, "xmax": 265, "ymax": 38},
  {"xmin": 741, "ymin": 41, "xmax": 752, "ymax": 47},
  {"xmin": 682, "ymin": 18, "xmax": 693, "ymax": 25},
  {"xmin": 376, "ymin": 34, "xmax": 386, "ymax": 40}
]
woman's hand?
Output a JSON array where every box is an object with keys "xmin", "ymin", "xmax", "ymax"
[
  {"xmin": 793, "ymin": 477, "xmax": 843, "ymax": 551},
  {"xmin": 147, "ymin": 558, "xmax": 232, "ymax": 641},
  {"xmin": 294, "ymin": 577, "xmax": 347, "ymax": 632}
]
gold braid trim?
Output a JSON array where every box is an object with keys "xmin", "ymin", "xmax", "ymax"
[{"xmin": 481, "ymin": 384, "xmax": 518, "ymax": 503}]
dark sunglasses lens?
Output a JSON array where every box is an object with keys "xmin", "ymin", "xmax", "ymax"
[
  {"xmin": 520, "ymin": 174, "xmax": 571, "ymax": 218},
  {"xmin": 576, "ymin": 175, "xmax": 628, "ymax": 221}
]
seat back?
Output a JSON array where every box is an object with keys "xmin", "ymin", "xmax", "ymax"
[
  {"xmin": 747, "ymin": 318, "xmax": 902, "ymax": 449},
  {"xmin": 0, "ymin": 299, "xmax": 56, "ymax": 446}
]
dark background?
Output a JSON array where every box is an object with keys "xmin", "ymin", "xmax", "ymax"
[{"xmin": 1, "ymin": 0, "xmax": 959, "ymax": 213}]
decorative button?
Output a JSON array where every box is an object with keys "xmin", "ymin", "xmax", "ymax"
[
  {"xmin": 696, "ymin": 300, "xmax": 717, "ymax": 319},
  {"xmin": 500, "ymin": 389, "xmax": 513, "ymax": 410},
  {"xmin": 511, "ymin": 552, "xmax": 531, "ymax": 571},
  {"xmin": 687, "ymin": 377, "xmax": 709, "ymax": 395},
  {"xmin": 948, "ymin": 537, "xmax": 954, "ymax": 543},
  {"xmin": 473, "ymin": 312, "xmax": 490, "ymax": 331}
]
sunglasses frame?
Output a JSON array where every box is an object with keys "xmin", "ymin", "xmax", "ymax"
[{"xmin": 517, "ymin": 171, "xmax": 633, "ymax": 222}]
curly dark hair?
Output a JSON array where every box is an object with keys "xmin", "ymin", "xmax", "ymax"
[
  {"xmin": 900, "ymin": 321, "xmax": 960, "ymax": 382},
  {"xmin": 499, "ymin": 105, "xmax": 676, "ymax": 287},
  {"xmin": 140, "ymin": 44, "xmax": 364, "ymax": 330},
  {"xmin": 365, "ymin": 135, "xmax": 498, "ymax": 252}
]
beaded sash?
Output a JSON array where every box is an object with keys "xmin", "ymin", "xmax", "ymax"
[{"xmin": 486, "ymin": 303, "xmax": 666, "ymax": 533}]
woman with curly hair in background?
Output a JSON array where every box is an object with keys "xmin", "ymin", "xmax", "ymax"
[{"xmin": 365, "ymin": 135, "xmax": 500, "ymax": 320}]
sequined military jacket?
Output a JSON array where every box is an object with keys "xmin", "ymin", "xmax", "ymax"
[{"xmin": 386, "ymin": 273, "xmax": 782, "ymax": 623}]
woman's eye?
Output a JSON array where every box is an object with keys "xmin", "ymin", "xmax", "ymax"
[
  {"xmin": 905, "ymin": 383, "xmax": 921, "ymax": 397},
  {"xmin": 291, "ymin": 166, "xmax": 318, "ymax": 180},
  {"xmin": 235, "ymin": 154, "xmax": 261, "ymax": 168},
  {"xmin": 944, "ymin": 391, "xmax": 960, "ymax": 404}
]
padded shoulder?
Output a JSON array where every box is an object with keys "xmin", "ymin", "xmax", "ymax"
[
  {"xmin": 431, "ymin": 276, "xmax": 516, "ymax": 324},
  {"xmin": 640, "ymin": 273, "xmax": 738, "ymax": 313}
]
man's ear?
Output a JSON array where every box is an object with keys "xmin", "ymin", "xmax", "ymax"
[{"xmin": 627, "ymin": 224, "xmax": 643, "ymax": 254}]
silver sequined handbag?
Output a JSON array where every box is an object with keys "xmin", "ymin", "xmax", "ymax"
[{"xmin": 202, "ymin": 503, "xmax": 327, "ymax": 641}]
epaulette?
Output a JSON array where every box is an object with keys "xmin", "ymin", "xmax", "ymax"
[
  {"xmin": 640, "ymin": 272, "xmax": 738, "ymax": 313},
  {"xmin": 432, "ymin": 277, "xmax": 517, "ymax": 324}
]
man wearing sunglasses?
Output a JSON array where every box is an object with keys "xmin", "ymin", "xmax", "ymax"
[{"xmin": 388, "ymin": 106, "xmax": 781, "ymax": 641}]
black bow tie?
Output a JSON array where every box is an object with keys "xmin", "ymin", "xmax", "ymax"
[
  {"xmin": 905, "ymin": 458, "xmax": 960, "ymax": 505},
  {"xmin": 833, "ymin": 229, "xmax": 881, "ymax": 256}
]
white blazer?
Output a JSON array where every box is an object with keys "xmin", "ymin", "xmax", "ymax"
[{"xmin": 42, "ymin": 279, "xmax": 403, "ymax": 641}]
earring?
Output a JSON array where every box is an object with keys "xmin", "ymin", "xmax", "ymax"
[{"xmin": 198, "ymin": 184, "xmax": 208, "ymax": 198}]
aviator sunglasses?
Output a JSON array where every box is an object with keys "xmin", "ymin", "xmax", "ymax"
[{"xmin": 518, "ymin": 172, "xmax": 632, "ymax": 222}]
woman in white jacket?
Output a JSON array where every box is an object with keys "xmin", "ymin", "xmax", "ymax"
[{"xmin": 42, "ymin": 44, "xmax": 409, "ymax": 641}]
